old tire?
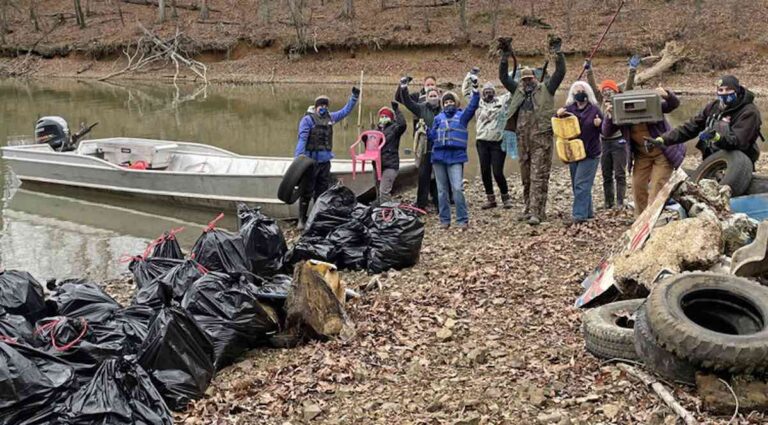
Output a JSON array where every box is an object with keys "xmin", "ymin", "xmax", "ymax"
[
  {"xmin": 647, "ymin": 272, "xmax": 768, "ymax": 373},
  {"xmin": 634, "ymin": 304, "xmax": 697, "ymax": 385},
  {"xmin": 582, "ymin": 299, "xmax": 643, "ymax": 360},
  {"xmin": 693, "ymin": 150, "xmax": 752, "ymax": 196},
  {"xmin": 277, "ymin": 155, "xmax": 315, "ymax": 204}
]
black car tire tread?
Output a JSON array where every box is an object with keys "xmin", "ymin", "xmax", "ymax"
[
  {"xmin": 582, "ymin": 299, "xmax": 643, "ymax": 360},
  {"xmin": 634, "ymin": 304, "xmax": 697, "ymax": 385},
  {"xmin": 693, "ymin": 149, "xmax": 753, "ymax": 196},
  {"xmin": 277, "ymin": 155, "xmax": 316, "ymax": 204},
  {"xmin": 647, "ymin": 272, "xmax": 768, "ymax": 373}
]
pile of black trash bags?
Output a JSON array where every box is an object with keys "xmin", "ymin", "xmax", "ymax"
[{"xmin": 0, "ymin": 186, "xmax": 425, "ymax": 423}]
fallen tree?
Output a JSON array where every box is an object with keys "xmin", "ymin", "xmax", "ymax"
[{"xmin": 632, "ymin": 41, "xmax": 687, "ymax": 86}]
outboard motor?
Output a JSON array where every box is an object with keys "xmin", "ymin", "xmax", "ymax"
[{"xmin": 35, "ymin": 116, "xmax": 70, "ymax": 150}]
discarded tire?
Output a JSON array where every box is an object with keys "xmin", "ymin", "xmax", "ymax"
[
  {"xmin": 693, "ymin": 150, "xmax": 753, "ymax": 196},
  {"xmin": 634, "ymin": 304, "xmax": 696, "ymax": 385},
  {"xmin": 582, "ymin": 299, "xmax": 642, "ymax": 361},
  {"xmin": 647, "ymin": 272, "xmax": 768, "ymax": 373},
  {"xmin": 277, "ymin": 155, "xmax": 315, "ymax": 204}
]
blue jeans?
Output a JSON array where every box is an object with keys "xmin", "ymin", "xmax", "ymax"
[
  {"xmin": 569, "ymin": 157, "xmax": 599, "ymax": 221},
  {"xmin": 433, "ymin": 162, "xmax": 468, "ymax": 225}
]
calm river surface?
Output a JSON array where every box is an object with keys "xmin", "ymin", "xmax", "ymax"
[{"xmin": 0, "ymin": 79, "xmax": 763, "ymax": 282}]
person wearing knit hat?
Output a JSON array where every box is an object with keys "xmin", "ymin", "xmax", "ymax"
[
  {"xmin": 428, "ymin": 68, "xmax": 482, "ymax": 230},
  {"xmin": 293, "ymin": 86, "xmax": 360, "ymax": 230},
  {"xmin": 461, "ymin": 68, "xmax": 515, "ymax": 209},
  {"xmin": 647, "ymin": 74, "xmax": 763, "ymax": 171},
  {"xmin": 372, "ymin": 102, "xmax": 407, "ymax": 204},
  {"xmin": 582, "ymin": 55, "xmax": 639, "ymax": 210},
  {"xmin": 498, "ymin": 34, "xmax": 567, "ymax": 225}
]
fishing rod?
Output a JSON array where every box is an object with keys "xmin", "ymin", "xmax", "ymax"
[{"xmin": 577, "ymin": 0, "xmax": 625, "ymax": 80}]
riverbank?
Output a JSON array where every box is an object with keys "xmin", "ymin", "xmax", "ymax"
[{"xmin": 99, "ymin": 154, "xmax": 768, "ymax": 424}]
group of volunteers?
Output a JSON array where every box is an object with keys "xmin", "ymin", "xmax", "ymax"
[{"xmin": 293, "ymin": 36, "xmax": 763, "ymax": 230}]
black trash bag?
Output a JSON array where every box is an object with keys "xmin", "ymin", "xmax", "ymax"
[
  {"xmin": 0, "ymin": 341, "xmax": 76, "ymax": 425},
  {"xmin": 181, "ymin": 272, "xmax": 278, "ymax": 370},
  {"xmin": 57, "ymin": 356, "xmax": 173, "ymax": 425},
  {"xmin": 253, "ymin": 274, "xmax": 292, "ymax": 302},
  {"xmin": 133, "ymin": 259, "xmax": 207, "ymax": 311},
  {"xmin": 137, "ymin": 307, "xmax": 215, "ymax": 410},
  {"xmin": 46, "ymin": 279, "xmax": 122, "ymax": 324},
  {"xmin": 0, "ymin": 270, "xmax": 47, "ymax": 323},
  {"xmin": 0, "ymin": 307, "xmax": 35, "ymax": 345},
  {"xmin": 88, "ymin": 305, "xmax": 156, "ymax": 357},
  {"xmin": 191, "ymin": 213, "xmax": 251, "ymax": 276},
  {"xmin": 238, "ymin": 203, "xmax": 288, "ymax": 275},
  {"xmin": 287, "ymin": 236, "xmax": 339, "ymax": 264},
  {"xmin": 327, "ymin": 220, "xmax": 370, "ymax": 270},
  {"xmin": 304, "ymin": 183, "xmax": 358, "ymax": 237},
  {"xmin": 149, "ymin": 228, "xmax": 185, "ymax": 260},
  {"xmin": 131, "ymin": 276, "xmax": 171, "ymax": 312},
  {"xmin": 128, "ymin": 257, "xmax": 183, "ymax": 290},
  {"xmin": 367, "ymin": 206, "xmax": 425, "ymax": 274},
  {"xmin": 34, "ymin": 316, "xmax": 120, "ymax": 384}
]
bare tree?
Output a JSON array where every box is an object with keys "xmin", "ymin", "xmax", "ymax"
[
  {"xmin": 170, "ymin": 0, "xmax": 177, "ymax": 18},
  {"xmin": 457, "ymin": 0, "xmax": 467, "ymax": 40},
  {"xmin": 490, "ymin": 0, "xmax": 500, "ymax": 40},
  {"xmin": 563, "ymin": 0, "xmax": 572, "ymax": 37},
  {"xmin": 339, "ymin": 0, "xmax": 354, "ymax": 19},
  {"xmin": 157, "ymin": 0, "xmax": 165, "ymax": 22},
  {"xmin": 200, "ymin": 0, "xmax": 209, "ymax": 19},
  {"xmin": 29, "ymin": 0, "xmax": 40, "ymax": 31},
  {"xmin": 0, "ymin": 0, "xmax": 9, "ymax": 44},
  {"xmin": 286, "ymin": 0, "xmax": 309, "ymax": 53},
  {"xmin": 258, "ymin": 0, "xmax": 270, "ymax": 23},
  {"xmin": 74, "ymin": 0, "xmax": 86, "ymax": 28}
]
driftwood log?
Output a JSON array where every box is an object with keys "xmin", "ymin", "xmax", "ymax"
[{"xmin": 633, "ymin": 41, "xmax": 687, "ymax": 86}]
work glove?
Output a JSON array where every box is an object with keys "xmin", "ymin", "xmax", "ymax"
[
  {"xmin": 352, "ymin": 86, "xmax": 361, "ymax": 97},
  {"xmin": 399, "ymin": 76, "xmax": 409, "ymax": 87},
  {"xmin": 643, "ymin": 136, "xmax": 665, "ymax": 151},
  {"xmin": 628, "ymin": 54, "xmax": 641, "ymax": 70},
  {"xmin": 698, "ymin": 129, "xmax": 720, "ymax": 143},
  {"xmin": 583, "ymin": 59, "xmax": 591, "ymax": 71},
  {"xmin": 547, "ymin": 34, "xmax": 562, "ymax": 53},
  {"xmin": 391, "ymin": 101, "xmax": 399, "ymax": 111},
  {"xmin": 469, "ymin": 74, "xmax": 479, "ymax": 90},
  {"xmin": 497, "ymin": 37, "xmax": 512, "ymax": 55},
  {"xmin": 470, "ymin": 67, "xmax": 480, "ymax": 76}
]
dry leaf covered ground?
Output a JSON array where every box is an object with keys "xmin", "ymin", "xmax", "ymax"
[{"xmin": 98, "ymin": 155, "xmax": 763, "ymax": 424}]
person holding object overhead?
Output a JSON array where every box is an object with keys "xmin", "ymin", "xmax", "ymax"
[
  {"xmin": 556, "ymin": 82, "xmax": 603, "ymax": 224},
  {"xmin": 294, "ymin": 87, "xmax": 360, "ymax": 230},
  {"xmin": 373, "ymin": 101, "xmax": 407, "ymax": 204},
  {"xmin": 429, "ymin": 72, "xmax": 480, "ymax": 230},
  {"xmin": 498, "ymin": 34, "xmax": 566, "ymax": 226}
]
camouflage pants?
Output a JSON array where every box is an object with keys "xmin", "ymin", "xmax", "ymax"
[{"xmin": 517, "ymin": 113, "xmax": 553, "ymax": 220}]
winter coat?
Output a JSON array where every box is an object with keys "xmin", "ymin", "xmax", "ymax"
[
  {"xmin": 295, "ymin": 94, "xmax": 358, "ymax": 163},
  {"xmin": 564, "ymin": 102, "xmax": 603, "ymax": 159},
  {"xmin": 398, "ymin": 85, "xmax": 441, "ymax": 129},
  {"xmin": 377, "ymin": 107, "xmax": 408, "ymax": 170},
  {"xmin": 499, "ymin": 51, "xmax": 566, "ymax": 134},
  {"xmin": 429, "ymin": 91, "xmax": 480, "ymax": 165},
  {"xmin": 602, "ymin": 90, "xmax": 685, "ymax": 169},
  {"xmin": 461, "ymin": 74, "xmax": 513, "ymax": 142},
  {"xmin": 661, "ymin": 88, "xmax": 762, "ymax": 163}
]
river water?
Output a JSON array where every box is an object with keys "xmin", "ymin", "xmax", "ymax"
[{"xmin": 0, "ymin": 79, "xmax": 762, "ymax": 282}]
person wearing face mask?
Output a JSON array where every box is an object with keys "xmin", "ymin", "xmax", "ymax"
[
  {"xmin": 373, "ymin": 102, "xmax": 407, "ymax": 204},
  {"xmin": 498, "ymin": 35, "xmax": 566, "ymax": 226},
  {"xmin": 647, "ymin": 75, "xmax": 763, "ymax": 165},
  {"xmin": 556, "ymin": 82, "xmax": 603, "ymax": 224},
  {"xmin": 398, "ymin": 80, "xmax": 443, "ymax": 211},
  {"xmin": 429, "ymin": 77, "xmax": 481, "ymax": 230},
  {"xmin": 294, "ymin": 87, "xmax": 360, "ymax": 229},
  {"xmin": 583, "ymin": 55, "xmax": 639, "ymax": 209},
  {"xmin": 602, "ymin": 86, "xmax": 683, "ymax": 217},
  {"xmin": 461, "ymin": 68, "xmax": 514, "ymax": 209}
]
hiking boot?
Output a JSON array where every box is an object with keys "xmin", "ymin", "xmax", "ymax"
[
  {"xmin": 501, "ymin": 193, "xmax": 513, "ymax": 209},
  {"xmin": 516, "ymin": 211, "xmax": 530, "ymax": 222},
  {"xmin": 527, "ymin": 215, "xmax": 541, "ymax": 226},
  {"xmin": 296, "ymin": 200, "xmax": 309, "ymax": 231},
  {"xmin": 481, "ymin": 194, "xmax": 497, "ymax": 210},
  {"xmin": 456, "ymin": 222, "xmax": 469, "ymax": 231},
  {"xmin": 439, "ymin": 222, "xmax": 450, "ymax": 230}
]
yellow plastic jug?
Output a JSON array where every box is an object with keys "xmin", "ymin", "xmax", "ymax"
[
  {"xmin": 552, "ymin": 114, "xmax": 581, "ymax": 139},
  {"xmin": 556, "ymin": 138, "xmax": 587, "ymax": 163}
]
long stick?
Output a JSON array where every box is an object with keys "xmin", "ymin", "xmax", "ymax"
[
  {"xmin": 617, "ymin": 364, "xmax": 698, "ymax": 425},
  {"xmin": 577, "ymin": 0, "xmax": 625, "ymax": 80},
  {"xmin": 356, "ymin": 70, "xmax": 364, "ymax": 132}
]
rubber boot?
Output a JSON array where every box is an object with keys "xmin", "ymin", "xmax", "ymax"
[
  {"xmin": 527, "ymin": 215, "xmax": 541, "ymax": 226},
  {"xmin": 297, "ymin": 200, "xmax": 309, "ymax": 231},
  {"xmin": 481, "ymin": 194, "xmax": 497, "ymax": 210},
  {"xmin": 501, "ymin": 193, "xmax": 513, "ymax": 209}
]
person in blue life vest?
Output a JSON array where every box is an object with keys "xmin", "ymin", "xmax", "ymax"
[{"xmin": 294, "ymin": 87, "xmax": 360, "ymax": 230}]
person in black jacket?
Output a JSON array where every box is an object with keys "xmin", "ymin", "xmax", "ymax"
[
  {"xmin": 374, "ymin": 102, "xmax": 407, "ymax": 203},
  {"xmin": 650, "ymin": 75, "xmax": 763, "ymax": 164}
]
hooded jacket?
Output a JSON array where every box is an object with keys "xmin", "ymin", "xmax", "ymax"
[
  {"xmin": 429, "ymin": 91, "xmax": 480, "ymax": 165},
  {"xmin": 461, "ymin": 75, "xmax": 513, "ymax": 142},
  {"xmin": 295, "ymin": 94, "xmax": 358, "ymax": 162},
  {"xmin": 661, "ymin": 88, "xmax": 762, "ymax": 163},
  {"xmin": 377, "ymin": 106, "xmax": 408, "ymax": 170}
]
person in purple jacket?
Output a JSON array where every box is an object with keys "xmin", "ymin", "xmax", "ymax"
[
  {"xmin": 602, "ymin": 87, "xmax": 684, "ymax": 217},
  {"xmin": 294, "ymin": 87, "xmax": 359, "ymax": 229},
  {"xmin": 556, "ymin": 81, "xmax": 603, "ymax": 224}
]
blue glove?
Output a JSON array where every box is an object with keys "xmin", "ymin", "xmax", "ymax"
[
  {"xmin": 628, "ymin": 55, "xmax": 641, "ymax": 70},
  {"xmin": 470, "ymin": 67, "xmax": 480, "ymax": 76},
  {"xmin": 698, "ymin": 129, "xmax": 720, "ymax": 143},
  {"xmin": 583, "ymin": 59, "xmax": 591, "ymax": 71}
]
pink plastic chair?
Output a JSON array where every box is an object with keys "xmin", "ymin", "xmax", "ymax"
[{"xmin": 349, "ymin": 130, "xmax": 387, "ymax": 181}]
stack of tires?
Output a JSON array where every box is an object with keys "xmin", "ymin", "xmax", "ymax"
[{"xmin": 583, "ymin": 272, "xmax": 768, "ymax": 384}]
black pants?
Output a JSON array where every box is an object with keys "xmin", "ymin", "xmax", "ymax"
[
  {"xmin": 416, "ymin": 151, "xmax": 440, "ymax": 209},
  {"xmin": 601, "ymin": 138, "xmax": 628, "ymax": 207},
  {"xmin": 301, "ymin": 161, "xmax": 333, "ymax": 202},
  {"xmin": 476, "ymin": 139, "xmax": 508, "ymax": 195}
]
